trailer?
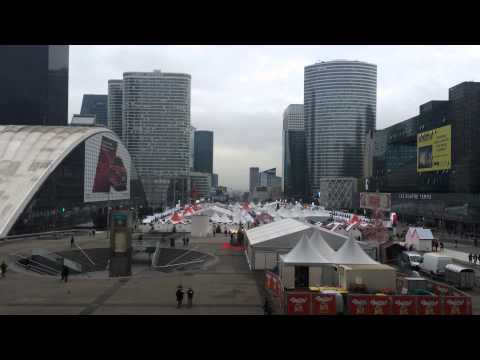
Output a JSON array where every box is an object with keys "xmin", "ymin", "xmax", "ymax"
[{"xmin": 444, "ymin": 264, "xmax": 475, "ymax": 290}]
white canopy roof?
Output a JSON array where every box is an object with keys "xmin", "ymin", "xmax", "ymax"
[
  {"xmin": 308, "ymin": 230, "xmax": 336, "ymax": 260},
  {"xmin": 246, "ymin": 218, "xmax": 311, "ymax": 248},
  {"xmin": 280, "ymin": 233, "xmax": 331, "ymax": 265},
  {"xmin": 332, "ymin": 236, "xmax": 379, "ymax": 265}
]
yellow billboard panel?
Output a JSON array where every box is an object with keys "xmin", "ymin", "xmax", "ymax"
[{"xmin": 417, "ymin": 125, "xmax": 451, "ymax": 173}]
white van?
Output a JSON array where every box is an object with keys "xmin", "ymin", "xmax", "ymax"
[{"xmin": 420, "ymin": 253, "xmax": 453, "ymax": 277}]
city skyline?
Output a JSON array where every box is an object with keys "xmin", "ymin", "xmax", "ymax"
[{"xmin": 69, "ymin": 45, "xmax": 480, "ymax": 191}]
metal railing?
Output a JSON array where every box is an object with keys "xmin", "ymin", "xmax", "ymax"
[
  {"xmin": 74, "ymin": 243, "xmax": 96, "ymax": 266},
  {"xmin": 11, "ymin": 252, "xmax": 60, "ymax": 276}
]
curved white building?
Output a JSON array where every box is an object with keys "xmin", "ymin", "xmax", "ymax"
[
  {"xmin": 0, "ymin": 125, "xmax": 139, "ymax": 238},
  {"xmin": 304, "ymin": 60, "xmax": 377, "ymax": 196}
]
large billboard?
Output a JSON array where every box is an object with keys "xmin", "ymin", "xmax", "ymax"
[
  {"xmin": 84, "ymin": 132, "xmax": 131, "ymax": 202},
  {"xmin": 417, "ymin": 125, "xmax": 451, "ymax": 173},
  {"xmin": 360, "ymin": 192, "xmax": 391, "ymax": 211}
]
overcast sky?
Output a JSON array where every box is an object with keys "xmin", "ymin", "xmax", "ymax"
[{"xmin": 69, "ymin": 45, "xmax": 480, "ymax": 191}]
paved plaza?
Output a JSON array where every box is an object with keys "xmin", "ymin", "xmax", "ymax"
[{"xmin": 0, "ymin": 232, "xmax": 265, "ymax": 315}]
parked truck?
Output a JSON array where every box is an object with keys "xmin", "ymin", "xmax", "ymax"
[{"xmin": 419, "ymin": 253, "xmax": 452, "ymax": 277}]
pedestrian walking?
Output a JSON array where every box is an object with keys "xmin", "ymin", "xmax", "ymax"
[
  {"xmin": 176, "ymin": 286, "xmax": 184, "ymax": 308},
  {"xmin": 224, "ymin": 229, "xmax": 228, "ymax": 237},
  {"xmin": 183, "ymin": 237, "xmax": 186, "ymax": 247},
  {"xmin": 61, "ymin": 265, "xmax": 69, "ymax": 283},
  {"xmin": 455, "ymin": 239, "xmax": 458, "ymax": 248},
  {"xmin": 469, "ymin": 253, "xmax": 473, "ymax": 263},
  {"xmin": 440, "ymin": 242, "xmax": 444, "ymax": 251},
  {"xmin": 187, "ymin": 287, "xmax": 194, "ymax": 308},
  {"xmin": 230, "ymin": 232, "xmax": 234, "ymax": 244},
  {"xmin": 186, "ymin": 237, "xmax": 190, "ymax": 246},
  {"xmin": 92, "ymin": 229, "xmax": 96, "ymax": 237},
  {"xmin": 476, "ymin": 254, "xmax": 480, "ymax": 265},
  {"xmin": 170, "ymin": 238, "xmax": 175, "ymax": 248},
  {"xmin": 70, "ymin": 236, "xmax": 75, "ymax": 248},
  {"xmin": 474, "ymin": 254, "xmax": 478, "ymax": 265},
  {"xmin": 1, "ymin": 260, "xmax": 7, "ymax": 278},
  {"xmin": 212, "ymin": 226, "xmax": 216, "ymax": 237}
]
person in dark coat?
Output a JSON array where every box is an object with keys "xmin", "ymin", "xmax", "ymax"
[
  {"xmin": 469, "ymin": 253, "xmax": 473, "ymax": 263},
  {"xmin": 170, "ymin": 238, "xmax": 175, "ymax": 248},
  {"xmin": 61, "ymin": 265, "xmax": 69, "ymax": 283},
  {"xmin": 187, "ymin": 288, "xmax": 194, "ymax": 308},
  {"xmin": 70, "ymin": 236, "xmax": 75, "ymax": 248},
  {"xmin": 176, "ymin": 286, "xmax": 184, "ymax": 308},
  {"xmin": 0, "ymin": 261, "xmax": 7, "ymax": 278},
  {"xmin": 439, "ymin": 242, "xmax": 444, "ymax": 251},
  {"xmin": 455, "ymin": 239, "xmax": 458, "ymax": 248},
  {"xmin": 186, "ymin": 237, "xmax": 190, "ymax": 246},
  {"xmin": 475, "ymin": 254, "xmax": 479, "ymax": 265}
]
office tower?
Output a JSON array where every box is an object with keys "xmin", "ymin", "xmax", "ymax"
[
  {"xmin": 249, "ymin": 167, "xmax": 260, "ymax": 194},
  {"xmin": 0, "ymin": 45, "xmax": 69, "ymax": 126},
  {"xmin": 212, "ymin": 173, "xmax": 219, "ymax": 188},
  {"xmin": 194, "ymin": 130, "xmax": 214, "ymax": 173},
  {"xmin": 107, "ymin": 80, "xmax": 123, "ymax": 140},
  {"xmin": 122, "ymin": 70, "xmax": 191, "ymax": 207},
  {"xmin": 190, "ymin": 125, "xmax": 196, "ymax": 170},
  {"xmin": 190, "ymin": 172, "xmax": 212, "ymax": 200},
  {"xmin": 282, "ymin": 104, "xmax": 306, "ymax": 199},
  {"xmin": 304, "ymin": 60, "xmax": 377, "ymax": 196},
  {"xmin": 80, "ymin": 94, "xmax": 108, "ymax": 127}
]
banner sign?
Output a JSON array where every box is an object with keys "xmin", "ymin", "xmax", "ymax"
[
  {"xmin": 417, "ymin": 124, "xmax": 452, "ymax": 173},
  {"xmin": 391, "ymin": 296, "xmax": 417, "ymax": 315},
  {"xmin": 286, "ymin": 293, "xmax": 311, "ymax": 315},
  {"xmin": 348, "ymin": 295, "xmax": 370, "ymax": 315},
  {"xmin": 368, "ymin": 296, "xmax": 392, "ymax": 315},
  {"xmin": 312, "ymin": 294, "xmax": 336, "ymax": 315},
  {"xmin": 417, "ymin": 296, "xmax": 441, "ymax": 315},
  {"xmin": 443, "ymin": 296, "xmax": 472, "ymax": 315}
]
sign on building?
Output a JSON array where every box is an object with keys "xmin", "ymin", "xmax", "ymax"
[
  {"xmin": 360, "ymin": 192, "xmax": 391, "ymax": 211},
  {"xmin": 417, "ymin": 124, "xmax": 452, "ymax": 173}
]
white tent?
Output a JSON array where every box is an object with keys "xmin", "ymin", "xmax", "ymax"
[
  {"xmin": 308, "ymin": 230, "xmax": 336, "ymax": 260},
  {"xmin": 220, "ymin": 214, "xmax": 232, "ymax": 224},
  {"xmin": 280, "ymin": 233, "xmax": 331, "ymax": 265},
  {"xmin": 211, "ymin": 213, "xmax": 222, "ymax": 223},
  {"xmin": 332, "ymin": 235, "xmax": 379, "ymax": 265}
]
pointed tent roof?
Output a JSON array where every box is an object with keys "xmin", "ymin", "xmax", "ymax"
[
  {"xmin": 332, "ymin": 235, "xmax": 379, "ymax": 265},
  {"xmin": 308, "ymin": 230, "xmax": 336, "ymax": 261},
  {"xmin": 169, "ymin": 212, "xmax": 183, "ymax": 224},
  {"xmin": 280, "ymin": 233, "xmax": 331, "ymax": 265},
  {"xmin": 211, "ymin": 213, "xmax": 222, "ymax": 223}
]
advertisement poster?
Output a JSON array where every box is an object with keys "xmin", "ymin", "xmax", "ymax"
[
  {"xmin": 84, "ymin": 133, "xmax": 131, "ymax": 203},
  {"xmin": 417, "ymin": 125, "xmax": 451, "ymax": 173},
  {"xmin": 359, "ymin": 192, "xmax": 391, "ymax": 211},
  {"xmin": 348, "ymin": 295, "xmax": 370, "ymax": 315},
  {"xmin": 443, "ymin": 296, "xmax": 472, "ymax": 315},
  {"xmin": 286, "ymin": 293, "xmax": 311, "ymax": 315},
  {"xmin": 417, "ymin": 296, "xmax": 441, "ymax": 315},
  {"xmin": 312, "ymin": 294, "xmax": 336, "ymax": 315},
  {"xmin": 391, "ymin": 296, "xmax": 417, "ymax": 315},
  {"xmin": 368, "ymin": 296, "xmax": 392, "ymax": 315}
]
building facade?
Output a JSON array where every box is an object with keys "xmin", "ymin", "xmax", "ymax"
[
  {"xmin": 212, "ymin": 173, "xmax": 219, "ymax": 188},
  {"xmin": 190, "ymin": 125, "xmax": 196, "ymax": 170},
  {"xmin": 107, "ymin": 80, "xmax": 123, "ymax": 140},
  {"xmin": 193, "ymin": 130, "xmax": 213, "ymax": 173},
  {"xmin": 0, "ymin": 45, "xmax": 69, "ymax": 126},
  {"xmin": 122, "ymin": 70, "xmax": 191, "ymax": 208},
  {"xmin": 80, "ymin": 94, "xmax": 108, "ymax": 127},
  {"xmin": 249, "ymin": 167, "xmax": 260, "ymax": 195},
  {"xmin": 371, "ymin": 81, "xmax": 480, "ymax": 234},
  {"xmin": 283, "ymin": 104, "xmax": 306, "ymax": 200},
  {"xmin": 304, "ymin": 60, "xmax": 377, "ymax": 197},
  {"xmin": 190, "ymin": 172, "xmax": 212, "ymax": 200}
]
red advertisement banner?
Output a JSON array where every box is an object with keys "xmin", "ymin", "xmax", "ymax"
[
  {"xmin": 368, "ymin": 296, "xmax": 392, "ymax": 315},
  {"xmin": 391, "ymin": 295, "xmax": 417, "ymax": 315},
  {"xmin": 417, "ymin": 296, "xmax": 441, "ymax": 315},
  {"xmin": 286, "ymin": 293, "xmax": 311, "ymax": 315},
  {"xmin": 431, "ymin": 284, "xmax": 451, "ymax": 296},
  {"xmin": 444, "ymin": 296, "xmax": 472, "ymax": 315},
  {"xmin": 312, "ymin": 294, "xmax": 336, "ymax": 315},
  {"xmin": 348, "ymin": 295, "xmax": 370, "ymax": 315}
]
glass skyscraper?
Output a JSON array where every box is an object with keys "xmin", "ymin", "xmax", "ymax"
[
  {"xmin": 80, "ymin": 94, "xmax": 108, "ymax": 127},
  {"xmin": 282, "ymin": 104, "xmax": 306, "ymax": 199},
  {"xmin": 0, "ymin": 45, "xmax": 69, "ymax": 126},
  {"xmin": 194, "ymin": 130, "xmax": 214, "ymax": 173},
  {"xmin": 107, "ymin": 80, "xmax": 123, "ymax": 140},
  {"xmin": 304, "ymin": 60, "xmax": 377, "ymax": 196}
]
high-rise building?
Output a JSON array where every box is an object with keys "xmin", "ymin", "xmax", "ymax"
[
  {"xmin": 122, "ymin": 70, "xmax": 191, "ymax": 207},
  {"xmin": 80, "ymin": 94, "xmax": 108, "ymax": 127},
  {"xmin": 0, "ymin": 45, "xmax": 69, "ymax": 126},
  {"xmin": 249, "ymin": 167, "xmax": 260, "ymax": 194},
  {"xmin": 212, "ymin": 173, "xmax": 219, "ymax": 188},
  {"xmin": 190, "ymin": 125, "xmax": 196, "ymax": 170},
  {"xmin": 194, "ymin": 130, "xmax": 213, "ymax": 173},
  {"xmin": 107, "ymin": 80, "xmax": 123, "ymax": 140},
  {"xmin": 283, "ymin": 104, "xmax": 306, "ymax": 200},
  {"xmin": 304, "ymin": 60, "xmax": 377, "ymax": 196},
  {"xmin": 190, "ymin": 172, "xmax": 212, "ymax": 200}
]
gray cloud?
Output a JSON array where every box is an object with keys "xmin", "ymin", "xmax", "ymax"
[{"xmin": 69, "ymin": 45, "xmax": 480, "ymax": 191}]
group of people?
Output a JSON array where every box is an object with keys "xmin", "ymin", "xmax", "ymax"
[
  {"xmin": 431, "ymin": 240, "xmax": 444, "ymax": 252},
  {"xmin": 468, "ymin": 253, "xmax": 480, "ymax": 264},
  {"xmin": 175, "ymin": 285, "xmax": 194, "ymax": 308},
  {"xmin": 169, "ymin": 237, "xmax": 190, "ymax": 247},
  {"xmin": 1, "ymin": 260, "xmax": 7, "ymax": 278}
]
